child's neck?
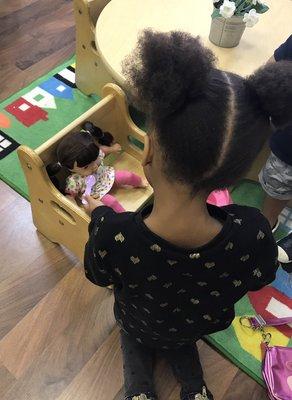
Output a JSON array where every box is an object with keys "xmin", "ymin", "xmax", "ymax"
[{"xmin": 144, "ymin": 181, "xmax": 223, "ymax": 249}]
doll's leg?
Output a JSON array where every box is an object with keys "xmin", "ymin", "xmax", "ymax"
[
  {"xmin": 101, "ymin": 194, "xmax": 125, "ymax": 213},
  {"xmin": 115, "ymin": 170, "xmax": 146, "ymax": 188}
]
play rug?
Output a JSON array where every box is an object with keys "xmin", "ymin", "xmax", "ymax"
[
  {"xmin": 207, "ymin": 180, "xmax": 292, "ymax": 385},
  {"xmin": 0, "ymin": 60, "xmax": 291, "ymax": 385},
  {"xmin": 0, "ymin": 56, "xmax": 99, "ymax": 199},
  {"xmin": 0, "ymin": 57, "xmax": 146, "ymax": 199}
]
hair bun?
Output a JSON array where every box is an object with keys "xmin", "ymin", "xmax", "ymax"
[
  {"xmin": 122, "ymin": 29, "xmax": 216, "ymax": 119},
  {"xmin": 46, "ymin": 162, "xmax": 62, "ymax": 177},
  {"xmin": 247, "ymin": 61, "xmax": 292, "ymax": 127}
]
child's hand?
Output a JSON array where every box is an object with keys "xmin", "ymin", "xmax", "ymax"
[{"xmin": 83, "ymin": 195, "xmax": 103, "ymax": 215}]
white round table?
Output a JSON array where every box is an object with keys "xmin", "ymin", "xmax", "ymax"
[{"xmin": 95, "ymin": 0, "xmax": 292, "ymax": 85}]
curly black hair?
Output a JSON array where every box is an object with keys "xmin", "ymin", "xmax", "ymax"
[{"xmin": 123, "ymin": 30, "xmax": 292, "ymax": 193}]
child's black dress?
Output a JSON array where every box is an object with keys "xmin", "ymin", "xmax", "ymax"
[{"xmin": 84, "ymin": 203, "xmax": 278, "ymax": 399}]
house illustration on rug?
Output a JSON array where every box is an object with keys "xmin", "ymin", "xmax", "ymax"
[{"xmin": 5, "ymin": 98, "xmax": 48, "ymax": 127}]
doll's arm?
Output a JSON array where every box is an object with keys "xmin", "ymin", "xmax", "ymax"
[{"xmin": 100, "ymin": 143, "xmax": 122, "ymax": 155}]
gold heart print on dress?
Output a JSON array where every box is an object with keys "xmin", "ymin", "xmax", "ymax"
[
  {"xmin": 233, "ymin": 280, "xmax": 242, "ymax": 287},
  {"xmin": 167, "ymin": 260, "xmax": 177, "ymax": 266},
  {"xmin": 182, "ymin": 273, "xmax": 192, "ymax": 278},
  {"xmin": 147, "ymin": 275, "xmax": 157, "ymax": 281},
  {"xmin": 189, "ymin": 252, "xmax": 200, "ymax": 259},
  {"xmin": 114, "ymin": 268, "xmax": 122, "ymax": 276},
  {"xmin": 234, "ymin": 218, "xmax": 242, "ymax": 225},
  {"xmin": 205, "ymin": 262, "xmax": 215, "ymax": 269},
  {"xmin": 129, "ymin": 284, "xmax": 138, "ymax": 289},
  {"xmin": 197, "ymin": 282, "xmax": 207, "ymax": 286},
  {"xmin": 145, "ymin": 293, "xmax": 154, "ymax": 300},
  {"xmin": 225, "ymin": 241, "xmax": 234, "ymax": 250},
  {"xmin": 186, "ymin": 318, "xmax": 194, "ymax": 324},
  {"xmin": 160, "ymin": 302, "xmax": 168, "ymax": 308},
  {"xmin": 150, "ymin": 244, "xmax": 161, "ymax": 252},
  {"xmin": 190, "ymin": 298, "xmax": 200, "ymax": 305},
  {"xmin": 203, "ymin": 314, "xmax": 212, "ymax": 321},
  {"xmin": 253, "ymin": 268, "xmax": 262, "ymax": 277},
  {"xmin": 132, "ymin": 394, "xmax": 151, "ymax": 400},
  {"xmin": 98, "ymin": 250, "xmax": 107, "ymax": 258},
  {"xmin": 115, "ymin": 232, "xmax": 125, "ymax": 242},
  {"xmin": 210, "ymin": 291, "xmax": 220, "ymax": 297},
  {"xmin": 257, "ymin": 230, "xmax": 265, "ymax": 240},
  {"xmin": 130, "ymin": 256, "xmax": 140, "ymax": 264},
  {"xmin": 240, "ymin": 254, "xmax": 250, "ymax": 262}
]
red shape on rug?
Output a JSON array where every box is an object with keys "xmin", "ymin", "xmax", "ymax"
[
  {"xmin": 248, "ymin": 286, "xmax": 292, "ymax": 338},
  {"xmin": 5, "ymin": 98, "xmax": 48, "ymax": 127},
  {"xmin": 0, "ymin": 113, "xmax": 11, "ymax": 128}
]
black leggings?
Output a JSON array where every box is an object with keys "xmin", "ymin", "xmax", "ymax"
[{"xmin": 120, "ymin": 331, "xmax": 207, "ymax": 400}]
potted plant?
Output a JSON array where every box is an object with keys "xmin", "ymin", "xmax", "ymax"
[{"xmin": 209, "ymin": 0, "xmax": 269, "ymax": 48}]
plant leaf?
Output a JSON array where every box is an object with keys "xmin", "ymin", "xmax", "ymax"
[
  {"xmin": 257, "ymin": 4, "xmax": 269, "ymax": 14},
  {"xmin": 211, "ymin": 8, "xmax": 221, "ymax": 19}
]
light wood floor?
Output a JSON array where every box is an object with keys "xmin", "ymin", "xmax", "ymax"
[{"xmin": 0, "ymin": 1, "xmax": 268, "ymax": 398}]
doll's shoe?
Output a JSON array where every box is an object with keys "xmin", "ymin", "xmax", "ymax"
[
  {"xmin": 277, "ymin": 232, "xmax": 292, "ymax": 263},
  {"xmin": 183, "ymin": 386, "xmax": 214, "ymax": 400},
  {"xmin": 125, "ymin": 394, "xmax": 156, "ymax": 400}
]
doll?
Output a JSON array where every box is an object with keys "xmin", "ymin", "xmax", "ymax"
[{"xmin": 47, "ymin": 122, "xmax": 147, "ymax": 213}]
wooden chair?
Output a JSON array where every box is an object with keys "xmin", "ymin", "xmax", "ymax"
[
  {"xmin": 73, "ymin": 0, "xmax": 115, "ymax": 96},
  {"xmin": 17, "ymin": 84, "xmax": 153, "ymax": 262}
]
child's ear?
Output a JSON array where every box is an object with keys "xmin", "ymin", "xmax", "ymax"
[{"xmin": 142, "ymin": 135, "xmax": 153, "ymax": 167}]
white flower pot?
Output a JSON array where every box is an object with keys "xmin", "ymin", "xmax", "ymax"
[{"xmin": 209, "ymin": 15, "xmax": 246, "ymax": 48}]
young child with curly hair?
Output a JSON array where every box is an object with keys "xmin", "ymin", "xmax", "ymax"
[{"xmin": 83, "ymin": 31, "xmax": 292, "ymax": 400}]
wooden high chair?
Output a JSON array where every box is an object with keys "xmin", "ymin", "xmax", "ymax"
[
  {"xmin": 73, "ymin": 0, "xmax": 115, "ymax": 95},
  {"xmin": 17, "ymin": 84, "xmax": 153, "ymax": 262}
]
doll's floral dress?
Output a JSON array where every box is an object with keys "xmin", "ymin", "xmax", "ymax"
[{"xmin": 65, "ymin": 150, "xmax": 115, "ymax": 199}]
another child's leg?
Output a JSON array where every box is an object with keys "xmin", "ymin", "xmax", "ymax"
[
  {"xmin": 101, "ymin": 194, "xmax": 125, "ymax": 213},
  {"xmin": 120, "ymin": 331, "xmax": 156, "ymax": 400},
  {"xmin": 159, "ymin": 343, "xmax": 213, "ymax": 400},
  {"xmin": 259, "ymin": 152, "xmax": 292, "ymax": 229},
  {"xmin": 115, "ymin": 170, "xmax": 146, "ymax": 188},
  {"xmin": 262, "ymin": 196, "xmax": 289, "ymax": 229}
]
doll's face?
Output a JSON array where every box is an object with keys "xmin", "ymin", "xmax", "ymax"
[{"xmin": 71, "ymin": 157, "xmax": 99, "ymax": 177}]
